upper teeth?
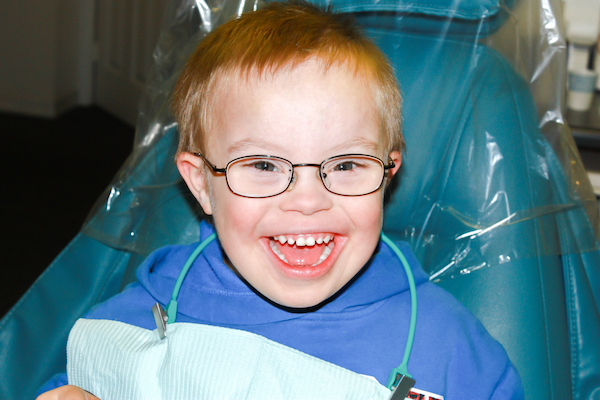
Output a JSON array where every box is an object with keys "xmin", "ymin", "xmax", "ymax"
[{"xmin": 273, "ymin": 234, "xmax": 333, "ymax": 247}]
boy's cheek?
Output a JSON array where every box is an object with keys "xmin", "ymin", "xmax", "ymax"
[
  {"xmin": 204, "ymin": 178, "xmax": 236, "ymax": 217},
  {"xmin": 343, "ymin": 194, "xmax": 386, "ymax": 229}
]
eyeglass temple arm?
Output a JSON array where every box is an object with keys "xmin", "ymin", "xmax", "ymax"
[{"xmin": 192, "ymin": 152, "xmax": 227, "ymax": 173}]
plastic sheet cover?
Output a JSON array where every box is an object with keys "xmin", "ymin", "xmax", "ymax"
[{"xmin": 80, "ymin": 0, "xmax": 599, "ymax": 284}]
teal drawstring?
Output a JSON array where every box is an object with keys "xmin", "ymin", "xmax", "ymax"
[
  {"xmin": 381, "ymin": 232, "xmax": 417, "ymax": 384},
  {"xmin": 166, "ymin": 233, "xmax": 216, "ymax": 323}
]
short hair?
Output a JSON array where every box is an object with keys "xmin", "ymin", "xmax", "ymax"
[{"xmin": 172, "ymin": 0, "xmax": 403, "ymax": 157}]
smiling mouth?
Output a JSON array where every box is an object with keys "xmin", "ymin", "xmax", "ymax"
[{"xmin": 269, "ymin": 234, "xmax": 335, "ymax": 267}]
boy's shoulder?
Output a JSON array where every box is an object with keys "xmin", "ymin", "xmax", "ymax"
[
  {"xmin": 375, "ymin": 242, "xmax": 522, "ymax": 396},
  {"xmin": 83, "ymin": 235, "xmax": 251, "ymax": 328}
]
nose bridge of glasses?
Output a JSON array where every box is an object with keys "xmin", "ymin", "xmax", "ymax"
[{"xmin": 286, "ymin": 163, "xmax": 325, "ymax": 192}]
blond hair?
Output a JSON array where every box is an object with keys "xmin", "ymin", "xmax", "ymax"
[{"xmin": 172, "ymin": 0, "xmax": 403, "ymax": 156}]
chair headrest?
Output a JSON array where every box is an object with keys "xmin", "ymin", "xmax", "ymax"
[
  {"xmin": 311, "ymin": 0, "xmax": 509, "ymax": 19},
  {"xmin": 306, "ymin": 0, "xmax": 516, "ymax": 36}
]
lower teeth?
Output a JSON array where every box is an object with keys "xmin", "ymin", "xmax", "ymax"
[
  {"xmin": 312, "ymin": 245, "xmax": 332, "ymax": 266},
  {"xmin": 269, "ymin": 241, "xmax": 334, "ymax": 267}
]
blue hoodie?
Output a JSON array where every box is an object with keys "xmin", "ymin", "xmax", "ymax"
[{"xmin": 40, "ymin": 222, "xmax": 523, "ymax": 398}]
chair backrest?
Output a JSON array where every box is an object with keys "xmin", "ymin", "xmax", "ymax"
[{"xmin": 2, "ymin": 0, "xmax": 599, "ymax": 399}]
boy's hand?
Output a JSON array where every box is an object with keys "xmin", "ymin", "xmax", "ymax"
[{"xmin": 36, "ymin": 385, "xmax": 100, "ymax": 400}]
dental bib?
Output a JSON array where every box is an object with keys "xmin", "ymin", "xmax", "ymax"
[{"xmin": 67, "ymin": 318, "xmax": 392, "ymax": 400}]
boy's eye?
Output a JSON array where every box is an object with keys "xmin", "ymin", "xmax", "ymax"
[
  {"xmin": 254, "ymin": 161, "xmax": 276, "ymax": 171},
  {"xmin": 251, "ymin": 160, "xmax": 281, "ymax": 172},
  {"xmin": 332, "ymin": 160, "xmax": 358, "ymax": 171}
]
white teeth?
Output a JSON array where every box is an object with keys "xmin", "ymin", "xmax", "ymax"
[
  {"xmin": 270, "ymin": 241, "xmax": 289, "ymax": 263},
  {"xmin": 289, "ymin": 236, "xmax": 318, "ymax": 247},
  {"xmin": 273, "ymin": 234, "xmax": 334, "ymax": 246},
  {"xmin": 269, "ymin": 235, "xmax": 336, "ymax": 267},
  {"xmin": 312, "ymin": 244, "xmax": 333, "ymax": 266}
]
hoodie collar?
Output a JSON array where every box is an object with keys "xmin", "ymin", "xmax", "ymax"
[{"xmin": 137, "ymin": 221, "xmax": 429, "ymax": 325}]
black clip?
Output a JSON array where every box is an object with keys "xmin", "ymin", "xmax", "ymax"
[
  {"xmin": 152, "ymin": 303, "xmax": 169, "ymax": 340},
  {"xmin": 388, "ymin": 374, "xmax": 416, "ymax": 400}
]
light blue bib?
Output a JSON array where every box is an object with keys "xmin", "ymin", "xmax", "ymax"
[{"xmin": 67, "ymin": 318, "xmax": 392, "ymax": 399}]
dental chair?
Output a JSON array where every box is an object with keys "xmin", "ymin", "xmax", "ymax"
[{"xmin": 2, "ymin": 0, "xmax": 599, "ymax": 399}]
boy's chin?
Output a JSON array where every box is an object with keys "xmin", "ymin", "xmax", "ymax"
[
  {"xmin": 223, "ymin": 252, "xmax": 342, "ymax": 310},
  {"xmin": 223, "ymin": 255, "xmax": 334, "ymax": 310},
  {"xmin": 262, "ymin": 258, "xmax": 370, "ymax": 311},
  {"xmin": 258, "ymin": 282, "xmax": 352, "ymax": 312}
]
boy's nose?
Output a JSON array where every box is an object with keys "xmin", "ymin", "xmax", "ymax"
[{"xmin": 280, "ymin": 167, "xmax": 333, "ymax": 215}]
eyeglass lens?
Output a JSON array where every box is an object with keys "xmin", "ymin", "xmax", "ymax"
[{"xmin": 225, "ymin": 155, "xmax": 385, "ymax": 197}]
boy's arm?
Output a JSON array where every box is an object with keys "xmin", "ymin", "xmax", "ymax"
[
  {"xmin": 490, "ymin": 362, "xmax": 525, "ymax": 400},
  {"xmin": 36, "ymin": 372, "xmax": 68, "ymax": 395}
]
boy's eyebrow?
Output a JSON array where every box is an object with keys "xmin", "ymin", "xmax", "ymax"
[
  {"xmin": 227, "ymin": 136, "xmax": 381, "ymax": 156},
  {"xmin": 326, "ymin": 137, "xmax": 381, "ymax": 154},
  {"xmin": 227, "ymin": 138, "xmax": 287, "ymax": 155}
]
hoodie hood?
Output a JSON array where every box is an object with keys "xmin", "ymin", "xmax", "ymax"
[{"xmin": 136, "ymin": 221, "xmax": 430, "ymax": 326}]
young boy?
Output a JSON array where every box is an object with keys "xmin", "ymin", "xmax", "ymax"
[{"xmin": 38, "ymin": 1, "xmax": 524, "ymax": 398}]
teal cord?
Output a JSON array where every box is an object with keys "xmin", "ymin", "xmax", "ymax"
[
  {"xmin": 381, "ymin": 232, "xmax": 418, "ymax": 386},
  {"xmin": 166, "ymin": 233, "xmax": 216, "ymax": 324}
]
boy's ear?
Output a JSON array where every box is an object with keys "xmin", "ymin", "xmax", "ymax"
[
  {"xmin": 176, "ymin": 152, "xmax": 213, "ymax": 215},
  {"xmin": 386, "ymin": 150, "xmax": 402, "ymax": 183}
]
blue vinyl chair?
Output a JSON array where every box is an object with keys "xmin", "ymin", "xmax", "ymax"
[{"xmin": 2, "ymin": 0, "xmax": 599, "ymax": 398}]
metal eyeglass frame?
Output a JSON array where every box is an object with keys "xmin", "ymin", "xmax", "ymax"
[{"xmin": 192, "ymin": 152, "xmax": 396, "ymax": 198}]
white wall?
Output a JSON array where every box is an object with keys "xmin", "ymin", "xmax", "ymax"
[{"xmin": 0, "ymin": 0, "xmax": 83, "ymax": 117}]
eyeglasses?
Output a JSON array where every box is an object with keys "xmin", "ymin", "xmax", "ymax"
[{"xmin": 193, "ymin": 153, "xmax": 395, "ymax": 198}]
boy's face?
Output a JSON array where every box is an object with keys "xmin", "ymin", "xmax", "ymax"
[{"xmin": 178, "ymin": 60, "xmax": 401, "ymax": 308}]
